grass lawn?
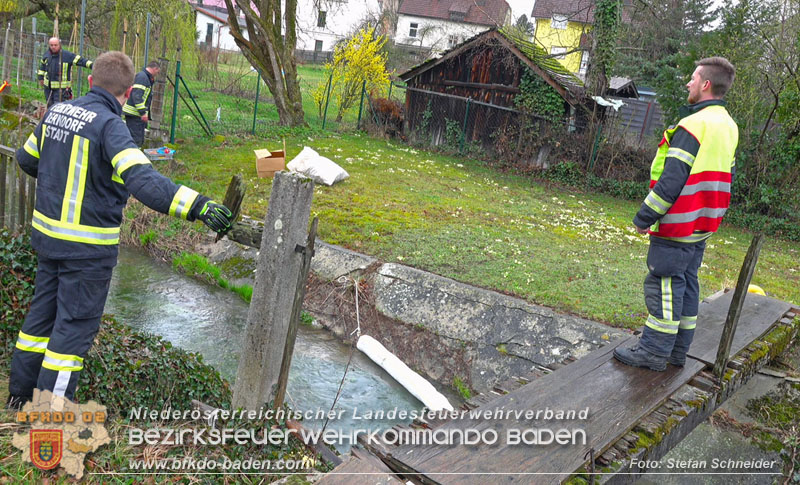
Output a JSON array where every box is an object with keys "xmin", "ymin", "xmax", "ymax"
[
  {"xmin": 2, "ymin": 52, "xmax": 797, "ymax": 329},
  {"xmin": 172, "ymin": 131, "xmax": 800, "ymax": 330}
]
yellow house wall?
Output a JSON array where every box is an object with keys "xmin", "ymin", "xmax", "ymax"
[{"xmin": 533, "ymin": 18, "xmax": 590, "ymax": 73}]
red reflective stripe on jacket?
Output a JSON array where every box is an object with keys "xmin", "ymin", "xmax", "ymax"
[{"xmin": 670, "ymin": 192, "xmax": 731, "ymax": 213}]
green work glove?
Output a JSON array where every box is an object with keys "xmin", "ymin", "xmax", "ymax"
[{"xmin": 198, "ymin": 201, "xmax": 233, "ymax": 235}]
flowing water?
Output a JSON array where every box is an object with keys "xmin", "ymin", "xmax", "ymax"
[{"xmin": 104, "ymin": 247, "xmax": 431, "ymax": 451}]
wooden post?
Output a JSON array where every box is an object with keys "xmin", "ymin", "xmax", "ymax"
[
  {"xmin": 217, "ymin": 174, "xmax": 245, "ymax": 243},
  {"xmin": 26, "ymin": 175, "xmax": 35, "ymax": 227},
  {"xmin": 2, "ymin": 24, "xmax": 12, "ymax": 82},
  {"xmin": 17, "ymin": 166, "xmax": 26, "ymax": 231},
  {"xmin": 713, "ymin": 234, "xmax": 765, "ymax": 378},
  {"xmin": 232, "ymin": 171, "xmax": 315, "ymax": 411},
  {"xmin": 273, "ymin": 216, "xmax": 318, "ymax": 410}
]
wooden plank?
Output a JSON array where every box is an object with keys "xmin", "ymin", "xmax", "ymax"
[
  {"xmin": 383, "ymin": 337, "xmax": 704, "ymax": 485},
  {"xmin": 317, "ymin": 446, "xmax": 405, "ymax": 485},
  {"xmin": 687, "ymin": 291, "xmax": 791, "ymax": 365},
  {"xmin": 713, "ymin": 234, "xmax": 764, "ymax": 377}
]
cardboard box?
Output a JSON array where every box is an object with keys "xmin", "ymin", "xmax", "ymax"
[{"xmin": 254, "ymin": 140, "xmax": 286, "ymax": 178}]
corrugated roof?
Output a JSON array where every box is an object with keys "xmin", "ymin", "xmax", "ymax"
[
  {"xmin": 398, "ymin": 0, "xmax": 510, "ymax": 26},
  {"xmin": 398, "ymin": 28, "xmax": 584, "ymax": 103}
]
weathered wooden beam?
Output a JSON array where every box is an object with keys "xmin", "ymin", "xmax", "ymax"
[
  {"xmin": 0, "ymin": 151, "xmax": 7, "ymax": 227},
  {"xmin": 17, "ymin": 165, "xmax": 25, "ymax": 230},
  {"xmin": 273, "ymin": 216, "xmax": 318, "ymax": 409},
  {"xmin": 713, "ymin": 233, "xmax": 765, "ymax": 378},
  {"xmin": 217, "ymin": 173, "xmax": 245, "ymax": 243},
  {"xmin": 232, "ymin": 171, "xmax": 315, "ymax": 411},
  {"xmin": 442, "ymin": 80, "xmax": 520, "ymax": 93}
]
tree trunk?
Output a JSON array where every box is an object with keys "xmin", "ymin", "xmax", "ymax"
[{"xmin": 223, "ymin": 0, "xmax": 306, "ymax": 127}]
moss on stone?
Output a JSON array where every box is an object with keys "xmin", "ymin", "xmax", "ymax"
[{"xmin": 218, "ymin": 254, "xmax": 256, "ymax": 279}]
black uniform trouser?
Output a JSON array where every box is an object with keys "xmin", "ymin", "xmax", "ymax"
[
  {"xmin": 639, "ymin": 238, "xmax": 706, "ymax": 358},
  {"xmin": 44, "ymin": 87, "xmax": 73, "ymax": 108},
  {"xmin": 9, "ymin": 255, "xmax": 116, "ymax": 401},
  {"xmin": 124, "ymin": 115, "xmax": 146, "ymax": 148}
]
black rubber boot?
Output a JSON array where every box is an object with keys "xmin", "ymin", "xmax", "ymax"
[{"xmin": 613, "ymin": 344, "xmax": 667, "ymax": 372}]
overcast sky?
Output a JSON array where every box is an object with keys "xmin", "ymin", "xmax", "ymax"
[{"xmin": 503, "ymin": 0, "xmax": 729, "ymax": 26}]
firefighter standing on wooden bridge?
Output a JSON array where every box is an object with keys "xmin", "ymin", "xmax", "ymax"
[
  {"xmin": 614, "ymin": 57, "xmax": 739, "ymax": 372},
  {"xmin": 38, "ymin": 37, "xmax": 93, "ymax": 108},
  {"xmin": 7, "ymin": 51, "xmax": 234, "ymax": 408}
]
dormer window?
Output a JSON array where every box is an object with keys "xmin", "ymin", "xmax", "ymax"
[{"xmin": 551, "ymin": 14, "xmax": 568, "ymax": 29}]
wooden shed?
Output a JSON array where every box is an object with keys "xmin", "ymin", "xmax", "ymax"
[{"xmin": 398, "ymin": 28, "xmax": 590, "ymax": 149}]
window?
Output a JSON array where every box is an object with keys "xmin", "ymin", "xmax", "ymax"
[
  {"xmin": 317, "ymin": 10, "xmax": 327, "ymax": 28},
  {"xmin": 448, "ymin": 34, "xmax": 460, "ymax": 48},
  {"xmin": 314, "ymin": 40, "xmax": 323, "ymax": 52},
  {"xmin": 409, "ymin": 22, "xmax": 418, "ymax": 38},
  {"xmin": 551, "ymin": 14, "xmax": 567, "ymax": 29},
  {"xmin": 551, "ymin": 46, "xmax": 567, "ymax": 59},
  {"xmin": 579, "ymin": 51, "xmax": 589, "ymax": 76},
  {"xmin": 205, "ymin": 23, "xmax": 213, "ymax": 45}
]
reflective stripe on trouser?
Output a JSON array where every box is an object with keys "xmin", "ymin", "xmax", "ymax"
[
  {"xmin": 124, "ymin": 115, "xmax": 146, "ymax": 147},
  {"xmin": 8, "ymin": 256, "xmax": 116, "ymax": 401},
  {"xmin": 639, "ymin": 238, "xmax": 706, "ymax": 358}
]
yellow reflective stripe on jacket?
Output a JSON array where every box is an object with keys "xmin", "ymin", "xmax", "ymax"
[
  {"xmin": 61, "ymin": 136, "xmax": 90, "ymax": 225},
  {"xmin": 170, "ymin": 186, "xmax": 200, "ymax": 220},
  {"xmin": 42, "ymin": 349, "xmax": 84, "ymax": 372},
  {"xmin": 61, "ymin": 63, "xmax": 69, "ymax": 82},
  {"xmin": 44, "ymin": 80, "xmax": 72, "ymax": 89},
  {"xmin": 122, "ymin": 104, "xmax": 140, "ymax": 115},
  {"xmin": 644, "ymin": 191, "xmax": 671, "ymax": 215},
  {"xmin": 15, "ymin": 331, "xmax": 50, "ymax": 353},
  {"xmin": 111, "ymin": 148, "xmax": 151, "ymax": 176},
  {"xmin": 666, "ymin": 147, "xmax": 695, "ymax": 167},
  {"xmin": 24, "ymin": 133, "xmax": 40, "ymax": 158},
  {"xmin": 655, "ymin": 232, "xmax": 713, "ymax": 244},
  {"xmin": 32, "ymin": 210, "xmax": 120, "ymax": 245}
]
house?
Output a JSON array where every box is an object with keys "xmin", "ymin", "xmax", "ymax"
[
  {"xmin": 530, "ymin": 0, "xmax": 633, "ymax": 77},
  {"xmin": 187, "ymin": 0, "xmax": 381, "ymax": 61},
  {"xmin": 294, "ymin": 0, "xmax": 382, "ymax": 62},
  {"xmin": 394, "ymin": 0, "xmax": 512, "ymax": 57},
  {"xmin": 189, "ymin": 1, "xmax": 246, "ymax": 52},
  {"xmin": 398, "ymin": 28, "xmax": 589, "ymax": 152}
]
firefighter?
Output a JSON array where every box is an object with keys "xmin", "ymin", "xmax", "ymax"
[
  {"xmin": 614, "ymin": 57, "xmax": 739, "ymax": 371},
  {"xmin": 7, "ymin": 51, "xmax": 234, "ymax": 408},
  {"xmin": 38, "ymin": 37, "xmax": 93, "ymax": 108},
  {"xmin": 123, "ymin": 61, "xmax": 161, "ymax": 147}
]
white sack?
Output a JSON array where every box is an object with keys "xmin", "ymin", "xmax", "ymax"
[{"xmin": 287, "ymin": 146, "xmax": 350, "ymax": 186}]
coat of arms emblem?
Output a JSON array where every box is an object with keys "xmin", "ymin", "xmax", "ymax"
[{"xmin": 30, "ymin": 429, "xmax": 63, "ymax": 470}]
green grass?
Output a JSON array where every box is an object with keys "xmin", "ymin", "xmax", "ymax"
[
  {"xmin": 172, "ymin": 251, "xmax": 253, "ymax": 303},
  {"xmin": 169, "ymin": 132, "xmax": 800, "ymax": 329}
]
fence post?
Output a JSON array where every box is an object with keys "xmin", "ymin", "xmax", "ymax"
[
  {"xmin": 169, "ymin": 53, "xmax": 181, "ymax": 144},
  {"xmin": 251, "ymin": 72, "xmax": 260, "ymax": 135},
  {"xmin": 16, "ymin": 165, "xmax": 25, "ymax": 231},
  {"xmin": 31, "ymin": 18, "xmax": 37, "ymax": 81},
  {"xmin": 460, "ymin": 98, "xmax": 471, "ymax": 153},
  {"xmin": 76, "ymin": 0, "xmax": 87, "ymax": 95},
  {"xmin": 232, "ymin": 172, "xmax": 315, "ymax": 411},
  {"xmin": 2, "ymin": 24, "xmax": 11, "ymax": 82},
  {"xmin": 356, "ymin": 80, "xmax": 366, "ymax": 130},
  {"xmin": 144, "ymin": 13, "xmax": 151, "ymax": 67},
  {"xmin": 713, "ymin": 234, "xmax": 765, "ymax": 378},
  {"xmin": 321, "ymin": 72, "xmax": 332, "ymax": 130},
  {"xmin": 16, "ymin": 19, "xmax": 22, "ymax": 88},
  {"xmin": 26, "ymin": 175, "xmax": 35, "ymax": 228},
  {"xmin": 388, "ymin": 80, "xmax": 393, "ymax": 100},
  {"xmin": 0, "ymin": 152, "xmax": 6, "ymax": 228}
]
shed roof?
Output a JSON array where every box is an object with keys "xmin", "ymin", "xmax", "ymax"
[
  {"xmin": 399, "ymin": 28, "xmax": 584, "ymax": 103},
  {"xmin": 398, "ymin": 0, "xmax": 510, "ymax": 26}
]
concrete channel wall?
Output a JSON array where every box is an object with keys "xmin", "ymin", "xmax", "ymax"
[{"xmin": 201, "ymin": 237, "xmax": 627, "ymax": 394}]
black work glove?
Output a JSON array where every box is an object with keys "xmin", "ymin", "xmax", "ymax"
[{"xmin": 198, "ymin": 200, "xmax": 233, "ymax": 235}]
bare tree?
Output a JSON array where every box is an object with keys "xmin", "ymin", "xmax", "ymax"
[{"xmin": 223, "ymin": 0, "xmax": 305, "ymax": 127}]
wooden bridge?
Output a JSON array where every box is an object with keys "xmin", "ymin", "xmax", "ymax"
[{"xmin": 317, "ymin": 288, "xmax": 797, "ymax": 485}]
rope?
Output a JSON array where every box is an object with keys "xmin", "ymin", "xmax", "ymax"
[{"xmin": 321, "ymin": 276, "xmax": 362, "ymax": 434}]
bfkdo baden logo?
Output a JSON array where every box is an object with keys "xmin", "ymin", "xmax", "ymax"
[{"xmin": 30, "ymin": 429, "xmax": 63, "ymax": 470}]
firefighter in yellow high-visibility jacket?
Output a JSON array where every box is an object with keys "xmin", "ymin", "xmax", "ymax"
[{"xmin": 38, "ymin": 37, "xmax": 93, "ymax": 107}]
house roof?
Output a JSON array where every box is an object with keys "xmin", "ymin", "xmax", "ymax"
[
  {"xmin": 398, "ymin": 0, "xmax": 511, "ymax": 27},
  {"xmin": 531, "ymin": 0, "xmax": 633, "ymax": 24},
  {"xmin": 192, "ymin": 4, "xmax": 247, "ymax": 28},
  {"xmin": 398, "ymin": 28, "xmax": 585, "ymax": 104}
]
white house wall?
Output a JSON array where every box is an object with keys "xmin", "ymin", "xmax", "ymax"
[
  {"xmin": 195, "ymin": 10, "xmax": 245, "ymax": 51},
  {"xmin": 395, "ymin": 14, "xmax": 492, "ymax": 54},
  {"xmin": 295, "ymin": 0, "xmax": 382, "ymax": 52}
]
